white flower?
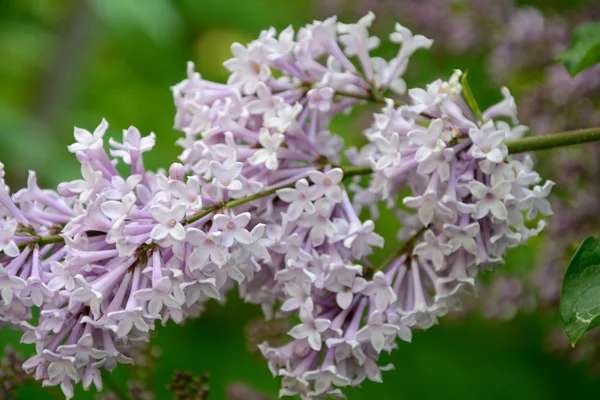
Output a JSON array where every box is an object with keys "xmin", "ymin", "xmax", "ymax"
[
  {"xmin": 107, "ymin": 307, "xmax": 150, "ymax": 338},
  {"xmin": 469, "ymin": 180, "xmax": 512, "ymax": 220},
  {"xmin": 277, "ymin": 179, "xmax": 320, "ymax": 220},
  {"xmin": 332, "ymin": 276, "xmax": 367, "ymax": 309},
  {"xmin": 408, "ymin": 119, "xmax": 447, "ymax": 163},
  {"xmin": 389, "ymin": 23, "xmax": 433, "ymax": 60},
  {"xmin": 212, "ymin": 212, "xmax": 253, "ymax": 247},
  {"xmin": 443, "ymin": 222, "xmax": 480, "ymax": 255},
  {"xmin": 101, "ymin": 193, "xmax": 135, "ymax": 225},
  {"xmin": 69, "ymin": 275, "xmax": 103, "ymax": 320},
  {"xmin": 66, "ymin": 164, "xmax": 107, "ymax": 203},
  {"xmin": 0, "ymin": 218, "xmax": 19, "ymax": 257},
  {"xmin": 417, "ymin": 147, "xmax": 455, "ymax": 181},
  {"xmin": 356, "ymin": 311, "xmax": 399, "ymax": 353},
  {"xmin": 526, "ymin": 180, "xmax": 554, "ymax": 219},
  {"xmin": 0, "ymin": 265, "xmax": 26, "ymax": 305},
  {"xmin": 342, "ymin": 220, "xmax": 384, "ymax": 259},
  {"xmin": 57, "ymin": 334, "xmax": 105, "ymax": 368},
  {"xmin": 308, "ymin": 168, "xmax": 343, "ymax": 202},
  {"xmin": 413, "ymin": 230, "xmax": 453, "ymax": 271},
  {"xmin": 288, "ymin": 306, "xmax": 331, "ymax": 351},
  {"xmin": 264, "ymin": 102, "xmax": 302, "ymax": 133},
  {"xmin": 403, "ymin": 190, "xmax": 453, "ymax": 226},
  {"xmin": 223, "ymin": 41, "xmax": 271, "ymax": 95},
  {"xmin": 362, "ymin": 271, "xmax": 397, "ymax": 312},
  {"xmin": 180, "ymin": 278, "xmax": 221, "ymax": 306},
  {"xmin": 303, "ymin": 365, "xmax": 350, "ymax": 396},
  {"xmin": 209, "ymin": 160, "xmax": 243, "ymax": 191},
  {"xmin": 109, "ymin": 125, "xmax": 156, "ymax": 163},
  {"xmin": 307, "ymin": 87, "xmax": 335, "ymax": 112},
  {"xmin": 338, "ymin": 11, "xmax": 380, "ymax": 57},
  {"xmin": 168, "ymin": 176, "xmax": 203, "ymax": 211},
  {"xmin": 43, "ymin": 349, "xmax": 79, "ymax": 383},
  {"xmin": 248, "ymin": 128, "xmax": 285, "ymax": 170},
  {"xmin": 186, "ymin": 229, "xmax": 227, "ymax": 269},
  {"xmin": 296, "ymin": 198, "xmax": 337, "ymax": 246},
  {"xmin": 469, "ymin": 121, "xmax": 508, "ymax": 163},
  {"xmin": 67, "ymin": 119, "xmax": 108, "ymax": 153},
  {"xmin": 370, "ymin": 132, "xmax": 403, "ymax": 170},
  {"xmin": 150, "ymin": 203, "xmax": 187, "ymax": 241},
  {"xmin": 482, "ymin": 86, "xmax": 518, "ymax": 124},
  {"xmin": 280, "ymin": 282, "xmax": 313, "ymax": 312},
  {"xmin": 47, "ymin": 261, "xmax": 75, "ymax": 291},
  {"xmin": 134, "ymin": 276, "xmax": 181, "ymax": 317}
]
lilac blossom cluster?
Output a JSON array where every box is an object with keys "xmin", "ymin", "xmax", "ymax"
[
  {"xmin": 0, "ymin": 13, "xmax": 554, "ymax": 399},
  {"xmin": 171, "ymin": 14, "xmax": 553, "ymax": 398},
  {"xmin": 321, "ymin": 0, "xmax": 600, "ymax": 370}
]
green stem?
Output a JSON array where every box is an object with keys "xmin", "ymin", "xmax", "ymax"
[
  {"xmin": 185, "ymin": 165, "xmax": 376, "ymax": 225},
  {"xmin": 6, "ymin": 127, "xmax": 600, "ymax": 251},
  {"xmin": 334, "ymin": 89, "xmax": 403, "ymax": 108},
  {"xmin": 17, "ymin": 234, "xmax": 63, "ymax": 249},
  {"xmin": 506, "ymin": 128, "xmax": 600, "ymax": 154}
]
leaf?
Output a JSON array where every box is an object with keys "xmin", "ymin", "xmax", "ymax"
[
  {"xmin": 560, "ymin": 237, "xmax": 600, "ymax": 346},
  {"xmin": 559, "ymin": 21, "xmax": 600, "ymax": 76},
  {"xmin": 459, "ymin": 70, "xmax": 483, "ymax": 123}
]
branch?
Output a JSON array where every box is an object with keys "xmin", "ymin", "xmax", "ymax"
[
  {"xmin": 8, "ymin": 127, "xmax": 600, "ymax": 251},
  {"xmin": 506, "ymin": 128, "xmax": 600, "ymax": 154}
]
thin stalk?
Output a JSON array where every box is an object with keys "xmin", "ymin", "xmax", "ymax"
[
  {"xmin": 506, "ymin": 128, "xmax": 600, "ymax": 154},
  {"xmin": 7, "ymin": 127, "xmax": 600, "ymax": 250}
]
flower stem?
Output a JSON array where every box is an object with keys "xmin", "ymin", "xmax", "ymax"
[
  {"xmin": 17, "ymin": 234, "xmax": 63, "ymax": 249},
  {"xmin": 506, "ymin": 128, "xmax": 600, "ymax": 154},
  {"xmin": 6, "ymin": 127, "xmax": 600, "ymax": 252},
  {"xmin": 185, "ymin": 165, "xmax": 376, "ymax": 225}
]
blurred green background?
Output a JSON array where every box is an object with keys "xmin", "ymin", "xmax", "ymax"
[{"xmin": 1, "ymin": 0, "xmax": 599, "ymax": 399}]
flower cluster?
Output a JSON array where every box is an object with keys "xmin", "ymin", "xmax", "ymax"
[
  {"xmin": 0, "ymin": 13, "xmax": 554, "ymax": 399},
  {"xmin": 0, "ymin": 121, "xmax": 270, "ymax": 397}
]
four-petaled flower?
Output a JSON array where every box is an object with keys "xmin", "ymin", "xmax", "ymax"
[{"xmin": 288, "ymin": 306, "xmax": 331, "ymax": 351}]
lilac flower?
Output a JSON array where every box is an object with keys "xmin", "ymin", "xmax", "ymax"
[
  {"xmin": 212, "ymin": 213, "xmax": 254, "ymax": 247},
  {"xmin": 186, "ymin": 229, "xmax": 227, "ymax": 269},
  {"xmin": 67, "ymin": 119, "xmax": 107, "ymax": 153},
  {"xmin": 408, "ymin": 119, "xmax": 447, "ymax": 162},
  {"xmin": 276, "ymin": 179, "xmax": 320, "ymax": 220},
  {"xmin": 150, "ymin": 203, "xmax": 187, "ymax": 241},
  {"xmin": 0, "ymin": 219, "xmax": 19, "ymax": 257},
  {"xmin": 307, "ymin": 87, "xmax": 335, "ymax": 112},
  {"xmin": 308, "ymin": 169, "xmax": 343, "ymax": 202},
  {"xmin": 0, "ymin": 13, "xmax": 559, "ymax": 399},
  {"xmin": 288, "ymin": 306, "xmax": 331, "ymax": 351},
  {"xmin": 413, "ymin": 230, "xmax": 453, "ymax": 271},
  {"xmin": 469, "ymin": 180, "xmax": 511, "ymax": 220},
  {"xmin": 210, "ymin": 160, "xmax": 244, "ymax": 191},
  {"xmin": 248, "ymin": 128, "xmax": 285, "ymax": 170},
  {"xmin": 296, "ymin": 198, "xmax": 337, "ymax": 246}
]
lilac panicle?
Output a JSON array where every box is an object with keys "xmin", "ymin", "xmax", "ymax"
[{"xmin": 0, "ymin": 13, "xmax": 554, "ymax": 399}]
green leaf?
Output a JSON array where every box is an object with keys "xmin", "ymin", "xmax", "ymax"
[
  {"xmin": 560, "ymin": 237, "xmax": 600, "ymax": 346},
  {"xmin": 459, "ymin": 70, "xmax": 483, "ymax": 123},
  {"xmin": 559, "ymin": 21, "xmax": 600, "ymax": 76}
]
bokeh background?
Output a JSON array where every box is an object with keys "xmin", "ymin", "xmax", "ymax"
[{"xmin": 1, "ymin": 0, "xmax": 600, "ymax": 399}]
